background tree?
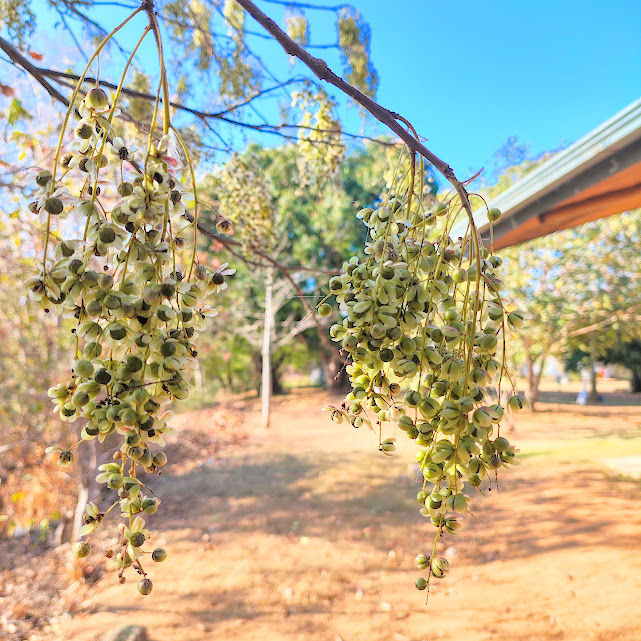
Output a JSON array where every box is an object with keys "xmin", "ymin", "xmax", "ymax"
[
  {"xmin": 604, "ymin": 340, "xmax": 641, "ymax": 393},
  {"xmin": 199, "ymin": 141, "xmax": 418, "ymax": 424},
  {"xmin": 500, "ymin": 208, "xmax": 641, "ymax": 407}
]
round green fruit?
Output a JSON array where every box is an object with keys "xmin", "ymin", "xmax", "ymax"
[
  {"xmin": 152, "ymin": 548, "xmax": 167, "ymax": 562},
  {"xmin": 138, "ymin": 578, "xmax": 153, "ymax": 595}
]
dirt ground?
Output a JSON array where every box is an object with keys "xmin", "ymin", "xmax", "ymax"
[{"xmin": 51, "ymin": 380, "xmax": 641, "ymax": 641}]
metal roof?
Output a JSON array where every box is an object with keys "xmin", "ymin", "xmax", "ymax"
[{"xmin": 454, "ymin": 97, "xmax": 641, "ymax": 249}]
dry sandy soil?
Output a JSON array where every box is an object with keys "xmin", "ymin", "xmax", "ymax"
[{"xmin": 54, "ymin": 381, "xmax": 641, "ymax": 641}]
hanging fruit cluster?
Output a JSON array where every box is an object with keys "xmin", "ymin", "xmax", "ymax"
[
  {"xmin": 213, "ymin": 151, "xmax": 276, "ymax": 252},
  {"xmin": 25, "ymin": 12, "xmax": 233, "ymax": 594},
  {"xmin": 322, "ymin": 154, "xmax": 528, "ymax": 597}
]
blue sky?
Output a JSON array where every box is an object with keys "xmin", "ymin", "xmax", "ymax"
[
  {"xmin": 11, "ymin": 0, "xmax": 641, "ymax": 180},
  {"xmin": 274, "ymin": 0, "xmax": 641, "ymax": 177}
]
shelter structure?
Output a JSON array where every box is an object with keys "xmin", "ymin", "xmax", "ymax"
[{"xmin": 459, "ymin": 98, "xmax": 641, "ymax": 249}]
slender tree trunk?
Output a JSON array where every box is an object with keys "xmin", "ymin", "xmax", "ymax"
[
  {"xmin": 631, "ymin": 369, "xmax": 641, "ymax": 393},
  {"xmin": 261, "ymin": 269, "xmax": 273, "ymax": 428},
  {"xmin": 588, "ymin": 355, "xmax": 600, "ymax": 403},
  {"xmin": 71, "ymin": 439, "xmax": 98, "ymax": 542},
  {"xmin": 525, "ymin": 353, "xmax": 546, "ymax": 411},
  {"xmin": 271, "ymin": 355, "xmax": 286, "ymax": 395}
]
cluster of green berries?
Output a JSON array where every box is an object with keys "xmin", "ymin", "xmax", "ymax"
[
  {"xmin": 322, "ymin": 189, "xmax": 528, "ymax": 594},
  {"xmin": 28, "ymin": 86, "xmax": 233, "ymax": 592}
]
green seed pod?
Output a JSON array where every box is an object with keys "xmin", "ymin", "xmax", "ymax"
[
  {"xmin": 468, "ymin": 473, "xmax": 482, "ymax": 487},
  {"xmin": 431, "ymin": 556, "xmax": 450, "ymax": 578},
  {"xmin": 478, "ymin": 333, "xmax": 498, "ymax": 353},
  {"xmin": 317, "ymin": 303, "xmax": 332, "ymax": 317},
  {"xmin": 494, "ymin": 436, "xmax": 510, "ymax": 452},
  {"xmin": 487, "ymin": 453, "xmax": 503, "ymax": 470},
  {"xmin": 472, "ymin": 408, "xmax": 492, "ymax": 429},
  {"xmin": 126, "ymin": 432, "xmax": 141, "ymax": 447},
  {"xmin": 452, "ymin": 267, "xmax": 467, "ymax": 283},
  {"xmin": 415, "ymin": 553, "xmax": 430, "ymax": 570},
  {"xmin": 117, "ymin": 551, "xmax": 133, "ymax": 569},
  {"xmin": 386, "ymin": 326, "xmax": 402, "ymax": 341},
  {"xmin": 422, "ymin": 462, "xmax": 443, "ymax": 482},
  {"xmin": 445, "ymin": 516, "xmax": 462, "ymax": 534},
  {"xmin": 434, "ymin": 203, "xmax": 448, "ymax": 217},
  {"xmin": 125, "ymin": 356, "xmax": 143, "ymax": 372},
  {"xmin": 44, "ymin": 197, "xmax": 64, "ymax": 216},
  {"xmin": 153, "ymin": 451, "xmax": 167, "ymax": 467},
  {"xmin": 152, "ymin": 547, "xmax": 167, "ymax": 562},
  {"xmin": 107, "ymin": 474, "xmax": 123, "ymax": 489},
  {"xmin": 36, "ymin": 169, "xmax": 52, "ymax": 187},
  {"xmin": 507, "ymin": 310, "xmax": 526, "ymax": 329},
  {"xmin": 73, "ymin": 359, "xmax": 94, "ymax": 379},
  {"xmin": 138, "ymin": 578, "xmax": 153, "ymax": 595},
  {"xmin": 507, "ymin": 394, "xmax": 530, "ymax": 413},
  {"xmin": 103, "ymin": 294, "xmax": 121, "ymax": 310},
  {"xmin": 129, "ymin": 532, "xmax": 146, "ymax": 547},
  {"xmin": 415, "ymin": 577, "xmax": 428, "ymax": 590},
  {"xmin": 60, "ymin": 404, "xmax": 76, "ymax": 418},
  {"xmin": 75, "ymin": 121, "xmax": 94, "ymax": 139},
  {"xmin": 142, "ymin": 497, "xmax": 158, "ymax": 514},
  {"xmin": 72, "ymin": 391, "xmax": 90, "ymax": 408},
  {"xmin": 380, "ymin": 438, "xmax": 396, "ymax": 454},
  {"xmin": 107, "ymin": 325, "xmax": 127, "ymax": 342},
  {"xmin": 120, "ymin": 409, "xmax": 138, "ymax": 426},
  {"xmin": 118, "ymin": 181, "xmax": 134, "ymax": 196},
  {"xmin": 128, "ymin": 446, "xmax": 144, "ymax": 460},
  {"xmin": 161, "ymin": 282, "xmax": 176, "ymax": 298},
  {"xmin": 160, "ymin": 341, "xmax": 176, "ymax": 357},
  {"xmin": 74, "ymin": 542, "xmax": 91, "ymax": 558},
  {"xmin": 99, "ymin": 226, "xmax": 117, "ymax": 244},
  {"xmin": 380, "ymin": 265, "xmax": 395, "ymax": 279},
  {"xmin": 58, "ymin": 450, "xmax": 74, "ymax": 467},
  {"xmin": 404, "ymin": 390, "xmax": 422, "ymax": 408},
  {"xmin": 86, "ymin": 87, "xmax": 109, "ymax": 109},
  {"xmin": 487, "ymin": 207, "xmax": 502, "ymax": 222},
  {"xmin": 139, "ymin": 448, "xmax": 153, "ymax": 468}
]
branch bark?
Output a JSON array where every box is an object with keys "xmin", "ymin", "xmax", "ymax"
[{"xmin": 233, "ymin": 0, "xmax": 477, "ymax": 224}]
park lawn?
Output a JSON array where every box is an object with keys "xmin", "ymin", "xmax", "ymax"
[{"xmin": 57, "ymin": 385, "xmax": 641, "ymax": 641}]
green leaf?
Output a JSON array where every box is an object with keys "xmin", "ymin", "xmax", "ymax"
[{"xmin": 8, "ymin": 98, "xmax": 32, "ymax": 126}]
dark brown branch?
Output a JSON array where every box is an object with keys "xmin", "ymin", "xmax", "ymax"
[
  {"xmin": 234, "ymin": 0, "xmax": 477, "ymax": 224},
  {"xmin": 0, "ymin": 35, "xmax": 70, "ymax": 106},
  {"xmin": 37, "ymin": 67, "xmax": 393, "ymax": 147}
]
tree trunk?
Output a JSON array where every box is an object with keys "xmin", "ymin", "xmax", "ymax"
[
  {"xmin": 631, "ymin": 368, "xmax": 641, "ymax": 393},
  {"xmin": 525, "ymin": 353, "xmax": 546, "ymax": 411},
  {"xmin": 588, "ymin": 355, "xmax": 600, "ymax": 403},
  {"xmin": 71, "ymin": 439, "xmax": 98, "ymax": 542},
  {"xmin": 261, "ymin": 269, "xmax": 273, "ymax": 428},
  {"xmin": 320, "ymin": 348, "xmax": 350, "ymax": 392},
  {"xmin": 271, "ymin": 355, "xmax": 286, "ymax": 395}
]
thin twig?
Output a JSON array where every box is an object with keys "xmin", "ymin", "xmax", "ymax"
[
  {"xmin": 234, "ymin": 0, "xmax": 479, "ymax": 227},
  {"xmin": 34, "ymin": 68, "xmax": 391, "ymax": 146}
]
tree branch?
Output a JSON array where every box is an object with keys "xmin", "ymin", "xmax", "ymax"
[
  {"xmin": 234, "ymin": 0, "xmax": 478, "ymax": 226},
  {"xmin": 36, "ymin": 68, "xmax": 392, "ymax": 147},
  {"xmin": 0, "ymin": 35, "xmax": 70, "ymax": 107}
]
